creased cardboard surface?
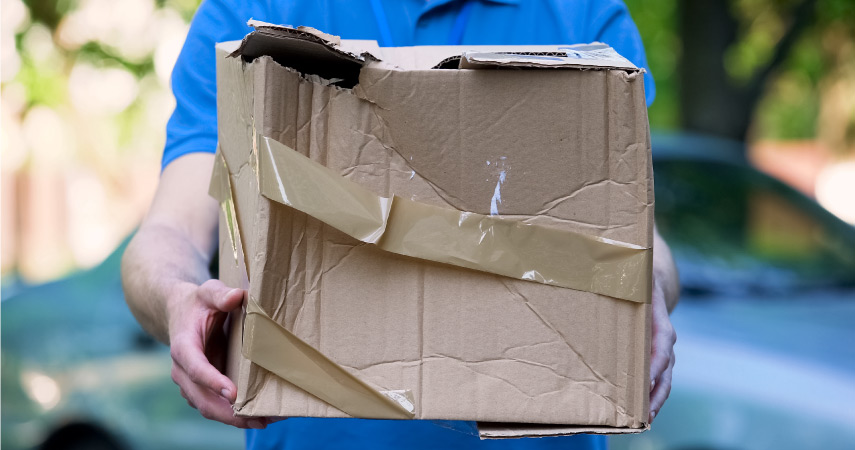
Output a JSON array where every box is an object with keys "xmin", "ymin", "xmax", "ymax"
[{"xmin": 215, "ymin": 23, "xmax": 653, "ymax": 436}]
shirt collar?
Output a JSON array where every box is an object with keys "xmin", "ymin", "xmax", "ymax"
[{"xmin": 421, "ymin": 0, "xmax": 521, "ymax": 17}]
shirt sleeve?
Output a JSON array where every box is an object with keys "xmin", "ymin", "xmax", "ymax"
[
  {"xmin": 585, "ymin": 0, "xmax": 656, "ymax": 107},
  {"xmin": 162, "ymin": 0, "xmax": 253, "ymax": 169}
]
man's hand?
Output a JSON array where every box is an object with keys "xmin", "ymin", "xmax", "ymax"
[
  {"xmin": 649, "ymin": 276, "xmax": 676, "ymax": 423},
  {"xmin": 122, "ymin": 153, "xmax": 269, "ymax": 429},
  {"xmin": 648, "ymin": 228, "xmax": 679, "ymax": 424},
  {"xmin": 167, "ymin": 280, "xmax": 267, "ymax": 429}
]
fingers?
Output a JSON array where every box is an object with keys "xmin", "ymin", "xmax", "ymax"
[
  {"xmin": 649, "ymin": 322, "xmax": 675, "ymax": 390},
  {"xmin": 198, "ymin": 279, "xmax": 245, "ymax": 312},
  {"xmin": 649, "ymin": 352, "xmax": 674, "ymax": 423},
  {"xmin": 649, "ymin": 278, "xmax": 676, "ymax": 423},
  {"xmin": 172, "ymin": 363, "xmax": 266, "ymax": 429},
  {"xmin": 166, "ymin": 281, "xmax": 255, "ymax": 428},
  {"xmin": 171, "ymin": 332, "xmax": 237, "ymax": 403}
]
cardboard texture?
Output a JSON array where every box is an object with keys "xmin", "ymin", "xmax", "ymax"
[{"xmin": 214, "ymin": 23, "xmax": 653, "ymax": 437}]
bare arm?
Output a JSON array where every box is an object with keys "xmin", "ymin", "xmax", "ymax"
[
  {"xmin": 649, "ymin": 226, "xmax": 680, "ymax": 423},
  {"xmin": 654, "ymin": 228, "xmax": 680, "ymax": 313},
  {"xmin": 122, "ymin": 153, "xmax": 218, "ymax": 342},
  {"xmin": 121, "ymin": 153, "xmax": 266, "ymax": 429}
]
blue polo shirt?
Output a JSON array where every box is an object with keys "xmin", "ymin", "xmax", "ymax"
[{"xmin": 166, "ymin": 1, "xmax": 652, "ymax": 448}]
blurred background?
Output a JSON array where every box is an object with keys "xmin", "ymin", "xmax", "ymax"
[
  {"xmin": 1, "ymin": 0, "xmax": 854, "ymax": 449},
  {"xmin": 2, "ymin": 0, "xmax": 197, "ymax": 287}
]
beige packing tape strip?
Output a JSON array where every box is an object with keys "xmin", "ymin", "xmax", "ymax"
[
  {"xmin": 257, "ymin": 135, "xmax": 652, "ymax": 304},
  {"xmin": 243, "ymin": 297, "xmax": 416, "ymax": 419},
  {"xmin": 209, "ymin": 148, "xmax": 241, "ymax": 266},
  {"xmin": 210, "ymin": 153, "xmax": 415, "ymax": 420}
]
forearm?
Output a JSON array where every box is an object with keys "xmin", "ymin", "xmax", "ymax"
[
  {"xmin": 653, "ymin": 227, "xmax": 680, "ymax": 313},
  {"xmin": 121, "ymin": 153, "xmax": 220, "ymax": 344},
  {"xmin": 649, "ymin": 226, "xmax": 679, "ymax": 421},
  {"xmin": 122, "ymin": 223, "xmax": 213, "ymax": 343}
]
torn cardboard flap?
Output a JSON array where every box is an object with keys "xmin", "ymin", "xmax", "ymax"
[
  {"xmin": 458, "ymin": 44, "xmax": 639, "ymax": 70},
  {"xmin": 215, "ymin": 23, "xmax": 653, "ymax": 437},
  {"xmin": 232, "ymin": 20, "xmax": 374, "ymax": 89},
  {"xmin": 238, "ymin": 20, "xmax": 637, "ymax": 74},
  {"xmin": 247, "ymin": 20, "xmax": 342, "ymax": 46}
]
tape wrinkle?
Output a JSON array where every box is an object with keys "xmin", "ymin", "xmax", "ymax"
[
  {"xmin": 211, "ymin": 151, "xmax": 246, "ymax": 272},
  {"xmin": 522, "ymin": 214, "xmax": 624, "ymax": 231},
  {"xmin": 380, "ymin": 390, "xmax": 416, "ymax": 414}
]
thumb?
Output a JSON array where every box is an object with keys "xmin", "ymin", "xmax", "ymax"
[{"xmin": 198, "ymin": 279, "xmax": 245, "ymax": 312}]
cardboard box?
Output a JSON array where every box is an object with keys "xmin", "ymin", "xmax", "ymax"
[{"xmin": 212, "ymin": 22, "xmax": 653, "ymax": 438}]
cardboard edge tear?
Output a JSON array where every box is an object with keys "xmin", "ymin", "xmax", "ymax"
[{"xmin": 476, "ymin": 422, "xmax": 649, "ymax": 439}]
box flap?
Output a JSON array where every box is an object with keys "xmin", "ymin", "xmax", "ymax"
[
  {"xmin": 231, "ymin": 22, "xmax": 636, "ymax": 78},
  {"xmin": 230, "ymin": 20, "xmax": 379, "ymax": 87},
  {"xmin": 476, "ymin": 422, "xmax": 648, "ymax": 439},
  {"xmin": 456, "ymin": 43, "xmax": 639, "ymax": 71}
]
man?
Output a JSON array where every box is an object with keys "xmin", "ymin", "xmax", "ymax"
[{"xmin": 122, "ymin": 0, "xmax": 679, "ymax": 448}]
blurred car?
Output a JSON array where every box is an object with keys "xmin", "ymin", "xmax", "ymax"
[
  {"xmin": 613, "ymin": 133, "xmax": 855, "ymax": 450},
  {"xmin": 1, "ymin": 242, "xmax": 243, "ymax": 450},
  {"xmin": 3, "ymin": 133, "xmax": 854, "ymax": 450}
]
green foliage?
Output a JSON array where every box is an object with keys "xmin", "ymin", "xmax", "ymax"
[
  {"xmin": 624, "ymin": 0, "xmax": 680, "ymax": 130},
  {"xmin": 22, "ymin": 0, "xmax": 76, "ymax": 29},
  {"xmin": 626, "ymin": 0, "xmax": 855, "ymax": 149},
  {"xmin": 16, "ymin": 53, "xmax": 67, "ymax": 108},
  {"xmin": 756, "ymin": 71, "xmax": 820, "ymax": 140},
  {"xmin": 75, "ymin": 41, "xmax": 156, "ymax": 79},
  {"xmin": 752, "ymin": 0, "xmax": 855, "ymax": 143},
  {"xmin": 158, "ymin": 0, "xmax": 204, "ymax": 21}
]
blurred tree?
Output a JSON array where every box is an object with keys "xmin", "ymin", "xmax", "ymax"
[
  {"xmin": 679, "ymin": 0, "xmax": 817, "ymax": 141},
  {"xmin": 1, "ymin": 0, "xmax": 202, "ymax": 281},
  {"xmin": 625, "ymin": 0, "xmax": 855, "ymax": 154}
]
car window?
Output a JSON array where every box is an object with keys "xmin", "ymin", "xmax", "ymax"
[{"xmin": 654, "ymin": 160, "xmax": 855, "ymax": 293}]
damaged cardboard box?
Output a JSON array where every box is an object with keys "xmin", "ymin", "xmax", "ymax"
[{"xmin": 211, "ymin": 22, "xmax": 654, "ymax": 438}]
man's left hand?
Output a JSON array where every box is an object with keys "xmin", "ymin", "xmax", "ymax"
[{"xmin": 649, "ymin": 276, "xmax": 676, "ymax": 423}]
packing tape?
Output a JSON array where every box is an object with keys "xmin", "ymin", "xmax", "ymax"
[
  {"xmin": 257, "ymin": 135, "xmax": 652, "ymax": 304},
  {"xmin": 243, "ymin": 297, "xmax": 416, "ymax": 419},
  {"xmin": 210, "ymin": 156, "xmax": 415, "ymax": 419},
  {"xmin": 210, "ymin": 149, "xmax": 241, "ymax": 265}
]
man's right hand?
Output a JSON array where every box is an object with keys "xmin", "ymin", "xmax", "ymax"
[
  {"xmin": 122, "ymin": 153, "xmax": 270, "ymax": 429},
  {"xmin": 167, "ymin": 279, "xmax": 267, "ymax": 429}
]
